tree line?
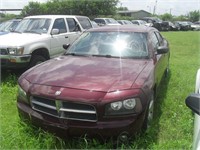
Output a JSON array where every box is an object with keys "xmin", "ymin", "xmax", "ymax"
[{"xmin": 21, "ymin": 0, "xmax": 119, "ymax": 19}]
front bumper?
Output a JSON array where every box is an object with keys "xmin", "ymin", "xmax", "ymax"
[
  {"xmin": 0, "ymin": 54, "xmax": 31, "ymax": 69},
  {"xmin": 17, "ymin": 101, "xmax": 145, "ymax": 138}
]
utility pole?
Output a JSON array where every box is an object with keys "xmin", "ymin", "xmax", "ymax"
[
  {"xmin": 147, "ymin": 6, "xmax": 151, "ymax": 13},
  {"xmin": 153, "ymin": 0, "xmax": 157, "ymax": 15}
]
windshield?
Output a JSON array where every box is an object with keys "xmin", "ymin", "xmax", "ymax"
[
  {"xmin": 154, "ymin": 18, "xmax": 162, "ymax": 22},
  {"xmin": 139, "ymin": 20, "xmax": 147, "ymax": 25},
  {"xmin": 66, "ymin": 31, "xmax": 148, "ymax": 58},
  {"xmin": 15, "ymin": 18, "xmax": 51, "ymax": 34},
  {"xmin": 105, "ymin": 18, "xmax": 118, "ymax": 24},
  {"xmin": 0, "ymin": 20, "xmax": 20, "ymax": 32}
]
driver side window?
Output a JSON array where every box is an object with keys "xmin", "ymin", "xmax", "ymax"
[
  {"xmin": 52, "ymin": 18, "xmax": 67, "ymax": 34},
  {"xmin": 150, "ymin": 32, "xmax": 159, "ymax": 51},
  {"xmin": 66, "ymin": 18, "xmax": 80, "ymax": 32},
  {"xmin": 155, "ymin": 32, "xmax": 163, "ymax": 45}
]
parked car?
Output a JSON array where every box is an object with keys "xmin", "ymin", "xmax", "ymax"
[
  {"xmin": 94, "ymin": 18, "xmax": 121, "ymax": 26},
  {"xmin": 17, "ymin": 25, "xmax": 170, "ymax": 142},
  {"xmin": 163, "ymin": 21, "xmax": 179, "ymax": 31},
  {"xmin": 141, "ymin": 17, "xmax": 169, "ymax": 31},
  {"xmin": 191, "ymin": 24, "xmax": 200, "ymax": 31},
  {"xmin": 187, "ymin": 21, "xmax": 200, "ymax": 31},
  {"xmin": 0, "ymin": 15, "xmax": 93, "ymax": 69},
  {"xmin": 175, "ymin": 21, "xmax": 191, "ymax": 31},
  {"xmin": 0, "ymin": 19, "xmax": 21, "ymax": 35},
  {"xmin": 194, "ymin": 21, "xmax": 200, "ymax": 25},
  {"xmin": 131, "ymin": 20, "xmax": 152, "ymax": 27},
  {"xmin": 91, "ymin": 21, "xmax": 99, "ymax": 28},
  {"xmin": 117, "ymin": 20, "xmax": 133, "ymax": 25},
  {"xmin": 173, "ymin": 22, "xmax": 181, "ymax": 31},
  {"xmin": 185, "ymin": 69, "xmax": 200, "ymax": 150}
]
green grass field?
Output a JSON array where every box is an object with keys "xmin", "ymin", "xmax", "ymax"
[{"xmin": 1, "ymin": 31, "xmax": 200, "ymax": 149}]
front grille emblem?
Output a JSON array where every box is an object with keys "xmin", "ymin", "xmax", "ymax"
[{"xmin": 55, "ymin": 91, "xmax": 61, "ymax": 96}]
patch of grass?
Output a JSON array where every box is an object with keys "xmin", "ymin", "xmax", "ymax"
[{"xmin": 0, "ymin": 31, "xmax": 199, "ymax": 149}]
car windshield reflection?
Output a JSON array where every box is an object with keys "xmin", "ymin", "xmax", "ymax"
[
  {"xmin": 15, "ymin": 18, "xmax": 51, "ymax": 34},
  {"xmin": 66, "ymin": 31, "xmax": 148, "ymax": 58}
]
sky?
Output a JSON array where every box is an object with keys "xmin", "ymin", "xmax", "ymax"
[
  {"xmin": 119, "ymin": 0, "xmax": 200, "ymax": 16},
  {"xmin": 0, "ymin": 0, "xmax": 199, "ymax": 16}
]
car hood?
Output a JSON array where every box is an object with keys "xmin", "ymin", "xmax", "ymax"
[
  {"xmin": 24, "ymin": 56, "xmax": 149, "ymax": 92},
  {"xmin": 0, "ymin": 32, "xmax": 48, "ymax": 47},
  {"xmin": 0, "ymin": 31, "xmax": 9, "ymax": 35}
]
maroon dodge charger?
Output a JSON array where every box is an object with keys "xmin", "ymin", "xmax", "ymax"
[{"xmin": 17, "ymin": 25, "xmax": 170, "ymax": 141}]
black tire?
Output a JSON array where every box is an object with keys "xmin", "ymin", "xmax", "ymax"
[
  {"xmin": 165, "ymin": 62, "xmax": 170, "ymax": 77},
  {"xmin": 142, "ymin": 92, "xmax": 155, "ymax": 131},
  {"xmin": 165, "ymin": 59, "xmax": 169, "ymax": 78},
  {"xmin": 28, "ymin": 55, "xmax": 46, "ymax": 68}
]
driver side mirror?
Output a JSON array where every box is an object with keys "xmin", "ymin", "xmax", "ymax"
[
  {"xmin": 185, "ymin": 93, "xmax": 200, "ymax": 115},
  {"xmin": 63, "ymin": 44, "xmax": 70, "ymax": 50},
  {"xmin": 157, "ymin": 46, "xmax": 169, "ymax": 54},
  {"xmin": 51, "ymin": 29, "xmax": 59, "ymax": 35}
]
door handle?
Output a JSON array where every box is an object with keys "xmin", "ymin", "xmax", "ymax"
[{"xmin": 65, "ymin": 36, "xmax": 69, "ymax": 38}]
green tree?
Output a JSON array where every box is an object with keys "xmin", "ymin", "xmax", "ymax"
[
  {"xmin": 0, "ymin": 13, "xmax": 6, "ymax": 18},
  {"xmin": 117, "ymin": 6, "xmax": 128, "ymax": 11},
  {"xmin": 21, "ymin": 2, "xmax": 46, "ymax": 16},
  {"xmin": 173, "ymin": 15, "xmax": 188, "ymax": 21},
  {"xmin": 20, "ymin": 0, "xmax": 119, "ymax": 18},
  {"xmin": 160, "ymin": 13, "xmax": 173, "ymax": 21},
  {"xmin": 187, "ymin": 10, "xmax": 200, "ymax": 22}
]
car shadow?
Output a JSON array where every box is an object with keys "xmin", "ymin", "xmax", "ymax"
[{"xmin": 1, "ymin": 69, "xmax": 25, "ymax": 84}]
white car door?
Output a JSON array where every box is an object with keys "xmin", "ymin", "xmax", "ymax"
[
  {"xmin": 66, "ymin": 18, "xmax": 82, "ymax": 44},
  {"xmin": 50, "ymin": 18, "xmax": 70, "ymax": 58}
]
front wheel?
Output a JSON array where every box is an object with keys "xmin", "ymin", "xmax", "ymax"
[
  {"xmin": 165, "ymin": 61, "xmax": 170, "ymax": 77},
  {"xmin": 28, "ymin": 55, "xmax": 46, "ymax": 68},
  {"xmin": 142, "ymin": 92, "xmax": 155, "ymax": 131}
]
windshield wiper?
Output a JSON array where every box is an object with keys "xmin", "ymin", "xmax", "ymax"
[
  {"xmin": 65, "ymin": 52, "xmax": 76, "ymax": 56},
  {"xmin": 23, "ymin": 30, "xmax": 41, "ymax": 34},
  {"xmin": 11, "ymin": 30, "xmax": 22, "ymax": 33},
  {"xmin": 92, "ymin": 54, "xmax": 119, "ymax": 58},
  {"xmin": 64, "ymin": 53, "xmax": 90, "ymax": 57}
]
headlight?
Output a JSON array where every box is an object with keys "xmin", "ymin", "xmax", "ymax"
[
  {"xmin": 18, "ymin": 85, "xmax": 28, "ymax": 103},
  {"xmin": 105, "ymin": 98, "xmax": 139, "ymax": 116},
  {"xmin": 123, "ymin": 99, "xmax": 136, "ymax": 109},
  {"xmin": 8, "ymin": 47, "xmax": 24, "ymax": 55},
  {"xmin": 111, "ymin": 101, "xmax": 122, "ymax": 110}
]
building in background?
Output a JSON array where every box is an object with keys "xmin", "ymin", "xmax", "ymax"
[{"xmin": 117, "ymin": 10, "xmax": 151, "ymax": 19}]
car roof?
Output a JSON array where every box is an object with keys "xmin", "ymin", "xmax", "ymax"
[
  {"xmin": 132, "ymin": 20, "xmax": 144, "ymax": 21},
  {"xmin": 24, "ymin": 15, "xmax": 88, "ymax": 19},
  {"xmin": 94, "ymin": 18, "xmax": 114, "ymax": 20},
  {"xmin": 87, "ymin": 25, "xmax": 157, "ymax": 33}
]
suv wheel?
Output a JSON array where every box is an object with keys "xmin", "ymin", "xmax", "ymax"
[{"xmin": 28, "ymin": 55, "xmax": 46, "ymax": 68}]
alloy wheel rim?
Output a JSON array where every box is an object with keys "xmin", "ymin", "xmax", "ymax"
[{"xmin": 147, "ymin": 98, "xmax": 154, "ymax": 127}]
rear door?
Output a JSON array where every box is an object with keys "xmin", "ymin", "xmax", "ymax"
[{"xmin": 65, "ymin": 18, "xmax": 82, "ymax": 44}]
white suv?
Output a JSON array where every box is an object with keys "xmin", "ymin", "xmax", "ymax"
[{"xmin": 0, "ymin": 15, "xmax": 92, "ymax": 69}]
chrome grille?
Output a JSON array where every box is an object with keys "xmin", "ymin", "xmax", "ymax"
[
  {"xmin": 0, "ymin": 48, "xmax": 8, "ymax": 55},
  {"xmin": 30, "ymin": 96, "xmax": 97, "ymax": 122}
]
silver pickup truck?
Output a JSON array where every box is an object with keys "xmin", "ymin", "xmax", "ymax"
[{"xmin": 0, "ymin": 15, "xmax": 93, "ymax": 69}]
